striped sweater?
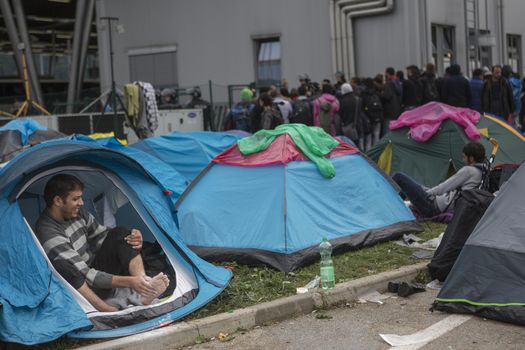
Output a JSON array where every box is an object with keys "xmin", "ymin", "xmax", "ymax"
[{"xmin": 35, "ymin": 208, "xmax": 112, "ymax": 289}]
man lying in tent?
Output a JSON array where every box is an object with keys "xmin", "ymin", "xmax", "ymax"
[
  {"xmin": 392, "ymin": 141, "xmax": 486, "ymax": 217},
  {"xmin": 35, "ymin": 174, "xmax": 169, "ymax": 312}
]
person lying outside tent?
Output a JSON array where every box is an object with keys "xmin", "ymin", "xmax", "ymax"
[
  {"xmin": 392, "ymin": 141, "xmax": 486, "ymax": 217},
  {"xmin": 35, "ymin": 174, "xmax": 169, "ymax": 312}
]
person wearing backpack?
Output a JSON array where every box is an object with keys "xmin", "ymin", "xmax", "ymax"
[
  {"xmin": 420, "ymin": 63, "xmax": 439, "ymax": 104},
  {"xmin": 392, "ymin": 142, "xmax": 486, "ymax": 217},
  {"xmin": 223, "ymin": 88, "xmax": 254, "ymax": 131},
  {"xmin": 269, "ymin": 86, "xmax": 292, "ymax": 123},
  {"xmin": 313, "ymin": 84, "xmax": 340, "ymax": 136},
  {"xmin": 290, "ymin": 85, "xmax": 313, "ymax": 125},
  {"xmin": 361, "ymin": 78, "xmax": 383, "ymax": 148},
  {"xmin": 402, "ymin": 65, "xmax": 424, "ymax": 110},
  {"xmin": 259, "ymin": 93, "xmax": 284, "ymax": 130}
]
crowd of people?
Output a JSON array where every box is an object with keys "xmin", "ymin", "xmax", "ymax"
[{"xmin": 224, "ymin": 63, "xmax": 525, "ymax": 151}]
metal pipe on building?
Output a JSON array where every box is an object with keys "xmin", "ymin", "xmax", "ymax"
[
  {"xmin": 75, "ymin": 0, "xmax": 95, "ymax": 105},
  {"xmin": 464, "ymin": 0, "xmax": 470, "ymax": 74},
  {"xmin": 66, "ymin": 0, "xmax": 86, "ymax": 113},
  {"xmin": 329, "ymin": 0, "xmax": 337, "ymax": 75},
  {"xmin": 420, "ymin": 0, "xmax": 429, "ymax": 66},
  {"xmin": 498, "ymin": 0, "xmax": 505, "ymax": 64},
  {"xmin": 0, "ymin": 0, "xmax": 24, "ymax": 89},
  {"xmin": 341, "ymin": 0, "xmax": 384, "ymax": 78},
  {"xmin": 334, "ymin": 0, "xmax": 370, "ymax": 76},
  {"xmin": 344, "ymin": 0, "xmax": 394, "ymax": 77},
  {"xmin": 12, "ymin": 0, "xmax": 45, "ymax": 106}
]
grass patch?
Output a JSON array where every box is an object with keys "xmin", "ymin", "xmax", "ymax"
[
  {"xmin": 2, "ymin": 222, "xmax": 445, "ymax": 349},
  {"xmin": 184, "ymin": 221, "xmax": 445, "ymax": 321}
]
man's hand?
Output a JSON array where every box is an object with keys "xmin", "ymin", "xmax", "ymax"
[
  {"xmin": 129, "ymin": 275, "xmax": 157, "ymax": 298},
  {"xmin": 125, "ymin": 229, "xmax": 143, "ymax": 250}
]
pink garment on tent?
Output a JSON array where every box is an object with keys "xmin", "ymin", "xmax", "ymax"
[
  {"xmin": 213, "ymin": 133, "xmax": 358, "ymax": 167},
  {"xmin": 389, "ymin": 102, "xmax": 481, "ymax": 142}
]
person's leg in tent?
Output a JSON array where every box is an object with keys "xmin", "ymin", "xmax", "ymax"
[
  {"xmin": 91, "ymin": 227, "xmax": 170, "ymax": 308},
  {"xmin": 392, "ymin": 172, "xmax": 439, "ymax": 217}
]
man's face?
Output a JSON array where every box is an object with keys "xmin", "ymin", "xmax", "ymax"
[
  {"xmin": 492, "ymin": 67, "xmax": 502, "ymax": 80},
  {"xmin": 58, "ymin": 190, "xmax": 84, "ymax": 220}
]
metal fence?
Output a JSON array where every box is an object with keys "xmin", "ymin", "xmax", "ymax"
[{"xmin": 0, "ymin": 80, "xmax": 278, "ymax": 132}]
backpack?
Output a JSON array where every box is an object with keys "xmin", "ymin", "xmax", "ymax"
[
  {"xmin": 291, "ymin": 99, "xmax": 313, "ymax": 125},
  {"xmin": 363, "ymin": 92, "xmax": 383, "ymax": 122},
  {"xmin": 422, "ymin": 78, "xmax": 438, "ymax": 102},
  {"xmin": 260, "ymin": 104, "xmax": 284, "ymax": 130},
  {"xmin": 229, "ymin": 104, "xmax": 252, "ymax": 131},
  {"xmin": 318, "ymin": 99, "xmax": 333, "ymax": 134}
]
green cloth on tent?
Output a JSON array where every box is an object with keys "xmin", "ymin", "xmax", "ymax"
[{"xmin": 237, "ymin": 124, "xmax": 339, "ymax": 178}]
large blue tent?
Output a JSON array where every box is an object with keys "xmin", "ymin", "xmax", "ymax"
[
  {"xmin": 0, "ymin": 138, "xmax": 231, "ymax": 345},
  {"xmin": 129, "ymin": 131, "xmax": 248, "ymax": 182},
  {"xmin": 176, "ymin": 133, "xmax": 422, "ymax": 272}
]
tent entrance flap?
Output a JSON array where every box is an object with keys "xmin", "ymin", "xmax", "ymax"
[{"xmin": 17, "ymin": 166, "xmax": 199, "ymax": 330}]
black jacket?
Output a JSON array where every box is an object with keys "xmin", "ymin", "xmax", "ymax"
[
  {"xmin": 382, "ymin": 80, "xmax": 402, "ymax": 120},
  {"xmin": 402, "ymin": 75, "xmax": 423, "ymax": 108},
  {"xmin": 339, "ymin": 92, "xmax": 358, "ymax": 126},
  {"xmin": 441, "ymin": 66, "xmax": 471, "ymax": 108},
  {"xmin": 482, "ymin": 78, "xmax": 515, "ymax": 118}
]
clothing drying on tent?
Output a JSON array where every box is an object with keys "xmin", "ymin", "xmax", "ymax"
[
  {"xmin": 0, "ymin": 118, "xmax": 64, "ymax": 163},
  {"xmin": 0, "ymin": 138, "xmax": 231, "ymax": 345},
  {"xmin": 367, "ymin": 103, "xmax": 525, "ymax": 187},
  {"xmin": 176, "ymin": 126, "xmax": 422, "ymax": 272},
  {"xmin": 389, "ymin": 102, "xmax": 481, "ymax": 142},
  {"xmin": 129, "ymin": 131, "xmax": 247, "ymax": 181},
  {"xmin": 432, "ymin": 163, "xmax": 525, "ymax": 325}
]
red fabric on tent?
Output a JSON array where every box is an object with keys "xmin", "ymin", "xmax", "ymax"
[{"xmin": 213, "ymin": 133, "xmax": 358, "ymax": 166}]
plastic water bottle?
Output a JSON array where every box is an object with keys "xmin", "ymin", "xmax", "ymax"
[{"xmin": 319, "ymin": 237, "xmax": 335, "ymax": 289}]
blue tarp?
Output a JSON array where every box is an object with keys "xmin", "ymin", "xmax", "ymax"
[
  {"xmin": 0, "ymin": 118, "xmax": 47, "ymax": 145},
  {"xmin": 129, "ymin": 131, "xmax": 247, "ymax": 181},
  {"xmin": 0, "ymin": 139, "xmax": 231, "ymax": 344}
]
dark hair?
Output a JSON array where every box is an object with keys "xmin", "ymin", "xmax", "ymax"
[
  {"xmin": 290, "ymin": 88, "xmax": 299, "ymax": 99},
  {"xmin": 363, "ymin": 77, "xmax": 374, "ymax": 89},
  {"xmin": 396, "ymin": 70, "xmax": 404, "ymax": 81},
  {"xmin": 259, "ymin": 92, "xmax": 273, "ymax": 107},
  {"xmin": 472, "ymin": 68, "xmax": 483, "ymax": 77},
  {"xmin": 298, "ymin": 85, "xmax": 307, "ymax": 96},
  {"xmin": 492, "ymin": 64, "xmax": 502, "ymax": 72},
  {"xmin": 280, "ymin": 87, "xmax": 290, "ymax": 98},
  {"xmin": 44, "ymin": 174, "xmax": 84, "ymax": 207},
  {"xmin": 385, "ymin": 67, "xmax": 395, "ymax": 76},
  {"xmin": 425, "ymin": 63, "xmax": 436, "ymax": 74},
  {"xmin": 463, "ymin": 142, "xmax": 486, "ymax": 163},
  {"xmin": 322, "ymin": 83, "xmax": 334, "ymax": 94},
  {"xmin": 322, "ymin": 79, "xmax": 331, "ymax": 85}
]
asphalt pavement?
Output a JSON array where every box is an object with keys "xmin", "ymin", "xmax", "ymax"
[{"xmin": 180, "ymin": 289, "xmax": 525, "ymax": 350}]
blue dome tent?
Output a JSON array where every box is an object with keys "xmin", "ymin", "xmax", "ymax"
[
  {"xmin": 0, "ymin": 138, "xmax": 231, "ymax": 345},
  {"xmin": 176, "ymin": 130, "xmax": 422, "ymax": 272}
]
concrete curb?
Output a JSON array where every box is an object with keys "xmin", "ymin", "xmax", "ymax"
[{"xmin": 78, "ymin": 262, "xmax": 428, "ymax": 350}]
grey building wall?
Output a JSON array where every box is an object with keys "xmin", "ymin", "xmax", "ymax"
[
  {"xmin": 97, "ymin": 0, "xmax": 525, "ymax": 102},
  {"xmin": 97, "ymin": 0, "xmax": 334, "ymax": 102}
]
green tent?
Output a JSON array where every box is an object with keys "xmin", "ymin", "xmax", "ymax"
[{"xmin": 367, "ymin": 114, "xmax": 525, "ymax": 187}]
